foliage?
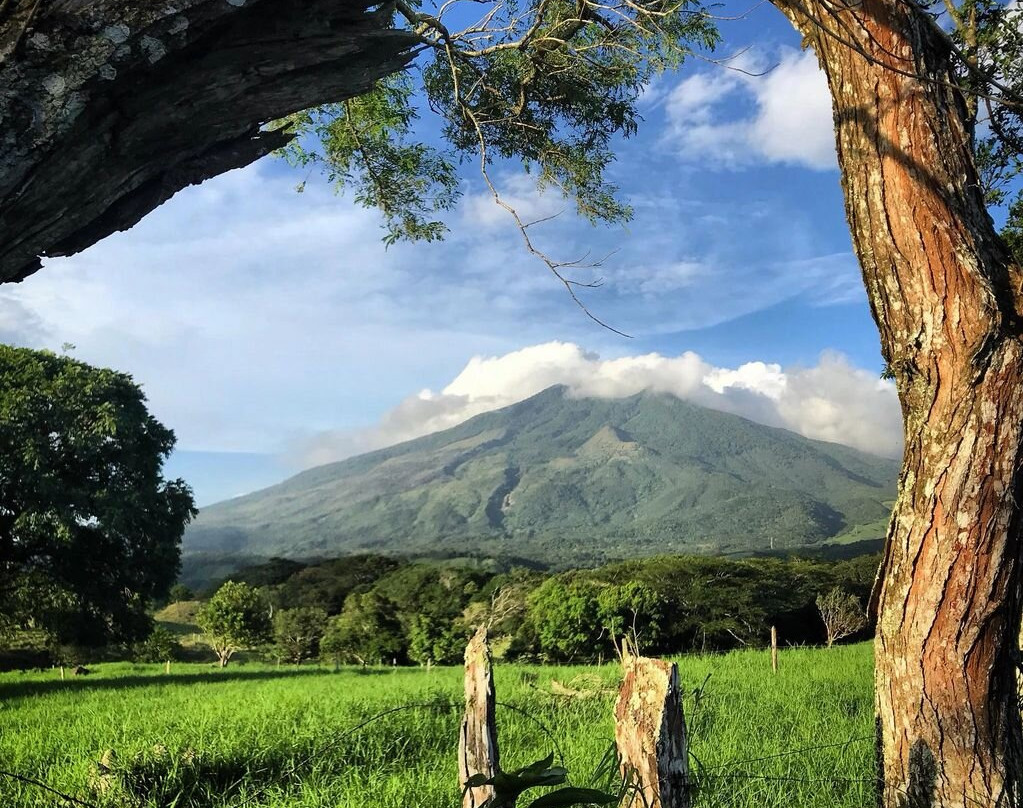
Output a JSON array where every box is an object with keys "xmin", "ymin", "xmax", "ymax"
[
  {"xmin": 273, "ymin": 607, "xmax": 328, "ymax": 665},
  {"xmin": 407, "ymin": 612, "xmax": 467, "ymax": 665},
  {"xmin": 277, "ymin": 0, "xmax": 718, "ymax": 244},
  {"xmin": 815, "ymin": 587, "xmax": 867, "ymax": 648},
  {"xmin": 168, "ymin": 584, "xmax": 195, "ymax": 604},
  {"xmin": 273, "ymin": 555, "xmax": 403, "ymax": 614},
  {"xmin": 464, "ymin": 753, "xmax": 617, "ymax": 808},
  {"xmin": 320, "ymin": 592, "xmax": 404, "ymax": 666},
  {"xmin": 527, "ymin": 578, "xmax": 606, "ymax": 661},
  {"xmin": 166, "ymin": 550, "xmax": 883, "ymax": 667},
  {"xmin": 187, "ymin": 388, "xmax": 898, "ymax": 567},
  {"xmin": 196, "ymin": 582, "xmax": 272, "ymax": 667},
  {"xmin": 278, "ymin": 75, "xmax": 460, "ymax": 245},
  {"xmin": 132, "ymin": 626, "xmax": 181, "ymax": 663},
  {"xmin": 595, "ymin": 581, "xmax": 660, "ymax": 654},
  {"xmin": 0, "ymin": 346, "xmax": 196, "ymax": 648}
]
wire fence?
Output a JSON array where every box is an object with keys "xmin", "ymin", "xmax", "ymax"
[{"xmin": 0, "ymin": 702, "xmax": 881, "ymax": 808}]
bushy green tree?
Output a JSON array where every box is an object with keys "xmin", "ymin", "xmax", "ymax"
[
  {"xmin": 132, "ymin": 626, "xmax": 181, "ymax": 663},
  {"xmin": 320, "ymin": 592, "xmax": 404, "ymax": 666},
  {"xmin": 407, "ymin": 612, "xmax": 466, "ymax": 665},
  {"xmin": 0, "ymin": 346, "xmax": 196, "ymax": 648},
  {"xmin": 273, "ymin": 606, "xmax": 328, "ymax": 665},
  {"xmin": 526, "ymin": 577, "xmax": 605, "ymax": 662},
  {"xmin": 168, "ymin": 584, "xmax": 194, "ymax": 603},
  {"xmin": 196, "ymin": 581, "xmax": 272, "ymax": 667},
  {"xmin": 596, "ymin": 581, "xmax": 661, "ymax": 655}
]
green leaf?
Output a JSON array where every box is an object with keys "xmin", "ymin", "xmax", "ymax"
[
  {"xmin": 466, "ymin": 773, "xmax": 492, "ymax": 788},
  {"xmin": 510, "ymin": 754, "xmax": 557, "ymax": 777}
]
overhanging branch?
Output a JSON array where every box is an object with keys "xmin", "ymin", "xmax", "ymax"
[{"xmin": 0, "ymin": 0, "xmax": 419, "ymax": 283}]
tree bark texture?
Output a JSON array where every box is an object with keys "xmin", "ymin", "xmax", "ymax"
[
  {"xmin": 458, "ymin": 626, "xmax": 500, "ymax": 808},
  {"xmin": 771, "ymin": 0, "xmax": 1023, "ymax": 805},
  {"xmin": 0, "ymin": 0, "xmax": 418, "ymax": 284},
  {"xmin": 614, "ymin": 654, "xmax": 690, "ymax": 808}
]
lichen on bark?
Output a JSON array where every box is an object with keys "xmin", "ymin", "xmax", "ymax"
[{"xmin": 0, "ymin": 0, "xmax": 418, "ymax": 283}]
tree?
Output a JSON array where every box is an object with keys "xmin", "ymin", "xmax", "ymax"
[
  {"xmin": 775, "ymin": 5, "xmax": 1023, "ymax": 803},
  {"xmin": 0, "ymin": 346, "xmax": 196, "ymax": 648},
  {"xmin": 273, "ymin": 606, "xmax": 327, "ymax": 665},
  {"xmin": 168, "ymin": 584, "xmax": 195, "ymax": 604},
  {"xmin": 406, "ymin": 612, "xmax": 466, "ymax": 665},
  {"xmin": 4, "ymin": 0, "xmax": 1023, "ymax": 802},
  {"xmin": 326, "ymin": 4, "xmax": 1023, "ymax": 799},
  {"xmin": 132, "ymin": 626, "xmax": 182, "ymax": 664},
  {"xmin": 815, "ymin": 587, "xmax": 867, "ymax": 648},
  {"xmin": 596, "ymin": 581, "xmax": 661, "ymax": 656},
  {"xmin": 0, "ymin": 0, "xmax": 421, "ymax": 284},
  {"xmin": 196, "ymin": 581, "xmax": 272, "ymax": 667},
  {"xmin": 320, "ymin": 591, "xmax": 404, "ymax": 666},
  {"xmin": 526, "ymin": 578, "xmax": 605, "ymax": 662}
]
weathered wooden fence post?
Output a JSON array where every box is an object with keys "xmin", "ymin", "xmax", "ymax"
[
  {"xmin": 770, "ymin": 626, "xmax": 778, "ymax": 674},
  {"xmin": 459, "ymin": 626, "xmax": 500, "ymax": 808},
  {"xmin": 614, "ymin": 654, "xmax": 690, "ymax": 808}
]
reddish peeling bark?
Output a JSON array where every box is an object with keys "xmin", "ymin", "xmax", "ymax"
[
  {"xmin": 771, "ymin": 0, "xmax": 1023, "ymax": 805},
  {"xmin": 0, "ymin": 0, "xmax": 418, "ymax": 284}
]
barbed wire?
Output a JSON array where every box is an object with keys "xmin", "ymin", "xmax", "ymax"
[
  {"xmin": 0, "ymin": 689, "xmax": 885, "ymax": 808},
  {"xmin": 0, "ymin": 768, "xmax": 99, "ymax": 808},
  {"xmin": 701, "ymin": 734, "xmax": 873, "ymax": 770}
]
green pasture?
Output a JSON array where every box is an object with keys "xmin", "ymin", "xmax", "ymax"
[{"xmin": 0, "ymin": 643, "xmax": 874, "ymax": 807}]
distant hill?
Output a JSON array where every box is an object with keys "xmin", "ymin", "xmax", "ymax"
[{"xmin": 183, "ymin": 386, "xmax": 898, "ymax": 568}]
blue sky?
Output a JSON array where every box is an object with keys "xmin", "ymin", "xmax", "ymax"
[{"xmin": 0, "ymin": 2, "xmax": 905, "ymax": 505}]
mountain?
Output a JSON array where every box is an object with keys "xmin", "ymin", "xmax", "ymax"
[{"xmin": 183, "ymin": 386, "xmax": 898, "ymax": 567}]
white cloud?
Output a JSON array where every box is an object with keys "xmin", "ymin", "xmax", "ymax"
[
  {"xmin": 297, "ymin": 342, "xmax": 902, "ymax": 466},
  {"xmin": 0, "ymin": 294, "xmax": 48, "ymax": 345},
  {"xmin": 664, "ymin": 49, "xmax": 836, "ymax": 171},
  {"xmin": 6, "ymin": 164, "xmax": 533, "ymax": 453},
  {"xmin": 461, "ymin": 173, "xmax": 566, "ymax": 229}
]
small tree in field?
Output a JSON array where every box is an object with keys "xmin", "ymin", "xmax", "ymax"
[
  {"xmin": 168, "ymin": 584, "xmax": 194, "ymax": 603},
  {"xmin": 273, "ymin": 607, "xmax": 327, "ymax": 666},
  {"xmin": 196, "ymin": 582, "xmax": 272, "ymax": 667},
  {"xmin": 132, "ymin": 626, "xmax": 181, "ymax": 664},
  {"xmin": 815, "ymin": 587, "xmax": 867, "ymax": 648}
]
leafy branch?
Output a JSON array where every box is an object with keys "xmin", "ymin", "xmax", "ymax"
[{"xmin": 275, "ymin": 0, "xmax": 717, "ymax": 331}]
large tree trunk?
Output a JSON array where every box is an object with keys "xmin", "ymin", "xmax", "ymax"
[
  {"xmin": 0, "ymin": 0, "xmax": 418, "ymax": 284},
  {"xmin": 772, "ymin": 1, "xmax": 1023, "ymax": 805}
]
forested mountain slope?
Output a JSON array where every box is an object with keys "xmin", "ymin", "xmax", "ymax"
[{"xmin": 184, "ymin": 386, "xmax": 898, "ymax": 566}]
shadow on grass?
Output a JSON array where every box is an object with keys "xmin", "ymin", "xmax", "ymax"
[
  {"xmin": 86, "ymin": 703, "xmax": 457, "ymax": 808},
  {"xmin": 0, "ymin": 667, "xmax": 339, "ymax": 700},
  {"xmin": 105, "ymin": 746, "xmax": 309, "ymax": 808}
]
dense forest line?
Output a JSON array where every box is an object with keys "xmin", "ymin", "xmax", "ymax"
[{"xmin": 185, "ymin": 550, "xmax": 880, "ymax": 666}]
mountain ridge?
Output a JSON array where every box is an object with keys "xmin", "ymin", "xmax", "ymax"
[{"xmin": 184, "ymin": 385, "xmax": 898, "ymax": 567}]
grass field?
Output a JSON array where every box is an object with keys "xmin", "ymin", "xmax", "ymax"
[{"xmin": 0, "ymin": 643, "xmax": 875, "ymax": 808}]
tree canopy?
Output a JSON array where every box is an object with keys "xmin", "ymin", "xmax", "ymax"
[
  {"xmin": 0, "ymin": 346, "xmax": 196, "ymax": 648},
  {"xmin": 282, "ymin": 0, "xmax": 1023, "ymax": 258},
  {"xmin": 196, "ymin": 581, "xmax": 272, "ymax": 667}
]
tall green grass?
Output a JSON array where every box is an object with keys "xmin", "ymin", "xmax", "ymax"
[{"xmin": 0, "ymin": 643, "xmax": 874, "ymax": 807}]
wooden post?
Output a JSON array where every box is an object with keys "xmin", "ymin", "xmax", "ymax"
[
  {"xmin": 614, "ymin": 654, "xmax": 690, "ymax": 808},
  {"xmin": 770, "ymin": 626, "xmax": 778, "ymax": 674},
  {"xmin": 459, "ymin": 627, "xmax": 500, "ymax": 808}
]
